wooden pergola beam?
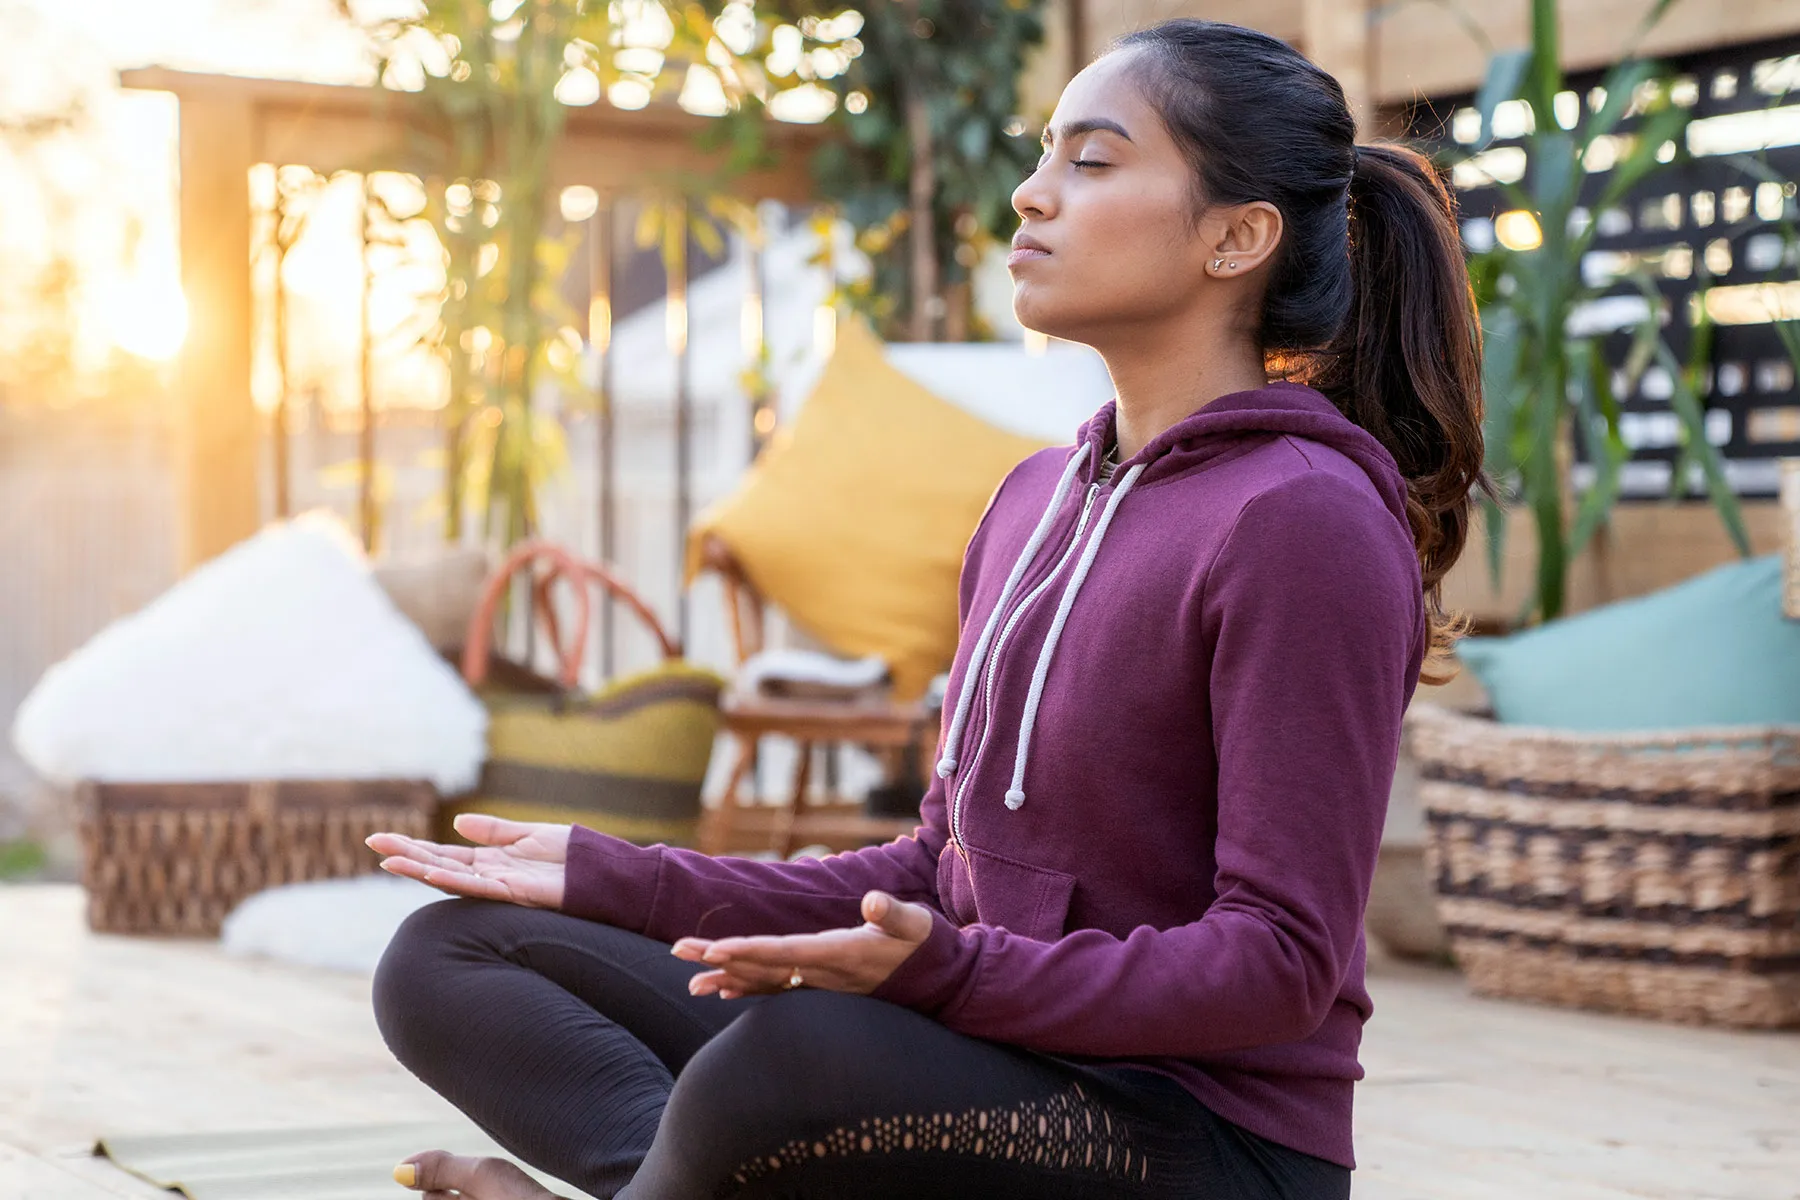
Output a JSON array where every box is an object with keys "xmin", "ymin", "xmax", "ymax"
[
  {"xmin": 124, "ymin": 67, "xmax": 826, "ymax": 200},
  {"xmin": 1370, "ymin": 0, "xmax": 1800, "ymax": 107},
  {"xmin": 123, "ymin": 67, "xmax": 827, "ymax": 570},
  {"xmin": 1302, "ymin": 0, "xmax": 1373, "ymax": 134}
]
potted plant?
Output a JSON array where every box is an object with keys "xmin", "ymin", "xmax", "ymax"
[{"xmin": 1390, "ymin": 0, "xmax": 1800, "ymax": 1022}]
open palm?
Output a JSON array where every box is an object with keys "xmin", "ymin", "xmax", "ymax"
[{"xmin": 367, "ymin": 814, "xmax": 569, "ymax": 910}]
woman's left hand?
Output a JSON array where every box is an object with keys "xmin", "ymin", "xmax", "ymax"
[{"xmin": 671, "ymin": 890, "xmax": 935, "ymax": 999}]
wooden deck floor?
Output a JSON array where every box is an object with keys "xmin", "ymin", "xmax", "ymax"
[{"xmin": 2, "ymin": 883, "xmax": 1795, "ymax": 1199}]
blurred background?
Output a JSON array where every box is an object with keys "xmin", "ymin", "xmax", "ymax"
[
  {"xmin": 0, "ymin": 3, "xmax": 1795, "ymax": 1198},
  {"xmin": 0, "ymin": 0, "xmax": 1793, "ymax": 858}
]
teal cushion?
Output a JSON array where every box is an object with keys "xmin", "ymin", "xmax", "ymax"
[{"xmin": 1456, "ymin": 555, "xmax": 1800, "ymax": 732}]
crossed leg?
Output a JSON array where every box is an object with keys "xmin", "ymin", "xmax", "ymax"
[{"xmin": 373, "ymin": 898, "xmax": 1346, "ymax": 1200}]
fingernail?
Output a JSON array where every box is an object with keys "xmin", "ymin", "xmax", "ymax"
[{"xmin": 393, "ymin": 1162, "xmax": 417, "ymax": 1188}]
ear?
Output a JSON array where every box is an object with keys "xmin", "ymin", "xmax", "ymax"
[{"xmin": 1209, "ymin": 201, "xmax": 1283, "ymax": 275}]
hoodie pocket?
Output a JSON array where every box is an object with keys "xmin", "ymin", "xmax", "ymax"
[{"xmin": 940, "ymin": 842, "xmax": 1077, "ymax": 942}]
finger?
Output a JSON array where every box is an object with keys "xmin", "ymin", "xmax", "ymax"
[
  {"xmin": 366, "ymin": 833, "xmax": 476, "ymax": 869},
  {"xmin": 689, "ymin": 966, "xmax": 809, "ymax": 998},
  {"xmin": 688, "ymin": 968, "xmax": 728, "ymax": 996},
  {"xmin": 377, "ymin": 856, "xmax": 437, "ymax": 885},
  {"xmin": 694, "ymin": 953, "xmax": 834, "ymax": 994},
  {"xmin": 698, "ymin": 932, "xmax": 838, "ymax": 964},
  {"xmin": 379, "ymin": 856, "xmax": 514, "ymax": 903},
  {"xmin": 670, "ymin": 938, "xmax": 714, "ymax": 962},
  {"xmin": 700, "ymin": 929, "xmax": 883, "ymax": 975},
  {"xmin": 689, "ymin": 968, "xmax": 782, "ymax": 997},
  {"xmin": 419, "ymin": 865, "xmax": 516, "ymax": 903},
  {"xmin": 453, "ymin": 812, "xmax": 560, "ymax": 848},
  {"xmin": 862, "ymin": 891, "xmax": 935, "ymax": 944}
]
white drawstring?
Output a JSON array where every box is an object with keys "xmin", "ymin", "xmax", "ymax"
[
  {"xmin": 1004, "ymin": 462, "xmax": 1145, "ymax": 810},
  {"xmin": 936, "ymin": 444, "xmax": 1092, "ymax": 779}
]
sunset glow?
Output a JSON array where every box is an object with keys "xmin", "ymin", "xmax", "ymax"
[{"xmin": 104, "ymin": 274, "xmax": 188, "ymax": 361}]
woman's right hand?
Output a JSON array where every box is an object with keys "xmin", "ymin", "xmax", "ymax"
[{"xmin": 367, "ymin": 814, "xmax": 570, "ymax": 910}]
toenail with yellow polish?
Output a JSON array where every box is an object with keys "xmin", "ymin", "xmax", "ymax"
[{"xmin": 393, "ymin": 1162, "xmax": 417, "ymax": 1188}]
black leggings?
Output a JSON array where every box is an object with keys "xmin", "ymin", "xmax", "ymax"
[{"xmin": 372, "ymin": 898, "xmax": 1350, "ymax": 1200}]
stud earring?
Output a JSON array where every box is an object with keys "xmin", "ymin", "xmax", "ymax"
[
  {"xmin": 1212, "ymin": 258, "xmax": 1224, "ymax": 271},
  {"xmin": 1228, "ymin": 261, "xmax": 1238, "ymax": 269}
]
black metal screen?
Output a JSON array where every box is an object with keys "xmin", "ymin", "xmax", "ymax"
[{"xmin": 1407, "ymin": 34, "xmax": 1800, "ymax": 500}]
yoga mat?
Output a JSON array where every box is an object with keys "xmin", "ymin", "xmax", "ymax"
[{"xmin": 94, "ymin": 1119, "xmax": 593, "ymax": 1199}]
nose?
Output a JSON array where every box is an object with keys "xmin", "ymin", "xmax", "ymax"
[{"xmin": 1012, "ymin": 161, "xmax": 1053, "ymax": 222}]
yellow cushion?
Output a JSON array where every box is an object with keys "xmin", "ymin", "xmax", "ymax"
[{"xmin": 689, "ymin": 317, "xmax": 1051, "ymax": 700}]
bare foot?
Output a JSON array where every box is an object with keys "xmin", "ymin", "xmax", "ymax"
[{"xmin": 393, "ymin": 1150, "xmax": 568, "ymax": 1199}]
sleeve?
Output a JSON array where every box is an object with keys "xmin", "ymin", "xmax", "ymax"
[
  {"xmin": 560, "ymin": 458, "xmax": 1036, "ymax": 944},
  {"xmin": 868, "ymin": 472, "xmax": 1424, "ymax": 1058},
  {"xmin": 560, "ymin": 780, "xmax": 948, "ymax": 942}
]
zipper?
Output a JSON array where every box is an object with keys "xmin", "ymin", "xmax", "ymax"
[{"xmin": 949, "ymin": 481, "xmax": 1102, "ymax": 847}]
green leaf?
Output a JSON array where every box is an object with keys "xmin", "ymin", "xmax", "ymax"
[
  {"xmin": 1774, "ymin": 318, "xmax": 1800, "ymax": 375},
  {"xmin": 1474, "ymin": 48, "xmax": 1532, "ymax": 150},
  {"xmin": 1531, "ymin": 130, "xmax": 1581, "ymax": 232},
  {"xmin": 1481, "ymin": 492, "xmax": 1511, "ymax": 594},
  {"xmin": 1616, "ymin": 0, "xmax": 1689, "ymax": 63},
  {"xmin": 1525, "ymin": 0, "xmax": 1563, "ymax": 113},
  {"xmin": 1566, "ymin": 340, "xmax": 1627, "ymax": 558},
  {"xmin": 690, "ymin": 215, "xmax": 726, "ymax": 260},
  {"xmin": 1480, "ymin": 302, "xmax": 1525, "ymax": 478},
  {"xmin": 1652, "ymin": 333, "xmax": 1752, "ymax": 557},
  {"xmin": 634, "ymin": 204, "xmax": 663, "ymax": 251},
  {"xmin": 1593, "ymin": 98, "xmax": 1689, "ymax": 213},
  {"xmin": 1581, "ymin": 58, "xmax": 1657, "ymax": 148}
]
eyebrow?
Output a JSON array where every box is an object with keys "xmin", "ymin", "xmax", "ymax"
[{"xmin": 1040, "ymin": 118, "xmax": 1134, "ymax": 147}]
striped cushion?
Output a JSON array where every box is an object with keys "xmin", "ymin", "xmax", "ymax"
[{"xmin": 441, "ymin": 663, "xmax": 725, "ymax": 846}]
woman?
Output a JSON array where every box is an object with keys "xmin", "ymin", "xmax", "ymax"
[{"xmin": 368, "ymin": 18, "xmax": 1484, "ymax": 1200}]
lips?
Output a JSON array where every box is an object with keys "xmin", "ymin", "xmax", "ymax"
[{"xmin": 1008, "ymin": 234, "xmax": 1051, "ymax": 268}]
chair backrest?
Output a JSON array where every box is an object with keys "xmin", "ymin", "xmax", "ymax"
[
  {"xmin": 463, "ymin": 540, "xmax": 683, "ymax": 689},
  {"xmin": 697, "ymin": 533, "xmax": 767, "ymax": 666}
]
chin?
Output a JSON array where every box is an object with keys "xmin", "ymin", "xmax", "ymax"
[{"xmin": 1011, "ymin": 286, "xmax": 1093, "ymax": 345}]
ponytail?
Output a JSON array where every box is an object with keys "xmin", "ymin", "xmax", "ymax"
[
  {"xmin": 1309, "ymin": 143, "xmax": 1488, "ymax": 686},
  {"xmin": 1117, "ymin": 21, "xmax": 1488, "ymax": 685}
]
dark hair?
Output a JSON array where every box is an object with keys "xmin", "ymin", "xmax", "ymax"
[{"xmin": 1116, "ymin": 19, "xmax": 1487, "ymax": 684}]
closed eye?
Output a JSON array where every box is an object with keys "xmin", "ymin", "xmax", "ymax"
[{"xmin": 1028, "ymin": 157, "xmax": 1110, "ymax": 177}]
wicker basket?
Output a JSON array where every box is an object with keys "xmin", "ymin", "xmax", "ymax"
[
  {"xmin": 1407, "ymin": 703, "xmax": 1800, "ymax": 1028},
  {"xmin": 77, "ymin": 779, "xmax": 436, "ymax": 937},
  {"xmin": 447, "ymin": 542, "xmax": 723, "ymax": 848}
]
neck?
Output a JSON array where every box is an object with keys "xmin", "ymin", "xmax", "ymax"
[{"xmin": 1095, "ymin": 325, "xmax": 1268, "ymax": 460}]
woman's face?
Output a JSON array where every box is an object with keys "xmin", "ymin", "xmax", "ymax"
[{"xmin": 1008, "ymin": 50, "xmax": 1225, "ymax": 344}]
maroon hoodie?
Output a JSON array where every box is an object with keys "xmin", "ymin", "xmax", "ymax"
[{"xmin": 563, "ymin": 381, "xmax": 1427, "ymax": 1168}]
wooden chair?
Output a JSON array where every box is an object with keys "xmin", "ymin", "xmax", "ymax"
[{"xmin": 694, "ymin": 534, "xmax": 939, "ymax": 857}]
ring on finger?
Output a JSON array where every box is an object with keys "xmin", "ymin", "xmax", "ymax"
[{"xmin": 783, "ymin": 966, "xmax": 804, "ymax": 990}]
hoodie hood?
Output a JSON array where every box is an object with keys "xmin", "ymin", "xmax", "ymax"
[
  {"xmin": 936, "ymin": 381, "xmax": 1416, "ymax": 815},
  {"xmin": 1073, "ymin": 382, "xmax": 1411, "ymax": 533}
]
